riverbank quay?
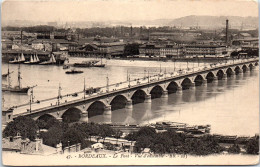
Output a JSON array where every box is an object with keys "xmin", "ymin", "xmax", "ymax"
[{"xmin": 69, "ymin": 53, "xmax": 257, "ymax": 62}]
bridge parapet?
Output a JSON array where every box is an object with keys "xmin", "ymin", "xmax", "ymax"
[{"xmin": 4, "ymin": 58, "xmax": 258, "ymax": 124}]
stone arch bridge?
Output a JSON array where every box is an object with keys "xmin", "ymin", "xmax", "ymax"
[{"xmin": 3, "ymin": 59, "xmax": 258, "ymax": 125}]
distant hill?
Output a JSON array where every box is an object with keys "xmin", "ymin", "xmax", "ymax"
[
  {"xmin": 167, "ymin": 15, "xmax": 258, "ymax": 29},
  {"xmin": 2, "ymin": 15, "xmax": 258, "ymax": 29}
]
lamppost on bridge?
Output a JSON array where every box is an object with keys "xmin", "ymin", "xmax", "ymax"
[
  {"xmin": 2, "ymin": 94, "xmax": 5, "ymax": 108},
  {"xmin": 127, "ymin": 70, "xmax": 128, "ymax": 82},
  {"xmin": 193, "ymin": 61, "xmax": 194, "ymax": 72},
  {"xmin": 30, "ymin": 86, "xmax": 36, "ymax": 103},
  {"xmin": 106, "ymin": 74, "xmax": 109, "ymax": 92},
  {"xmin": 148, "ymin": 71, "xmax": 150, "ymax": 83},
  {"xmin": 57, "ymin": 83, "xmax": 61, "ymax": 106},
  {"xmin": 174, "ymin": 60, "xmax": 176, "ymax": 72},
  {"xmin": 128, "ymin": 73, "xmax": 131, "ymax": 87},
  {"xmin": 164, "ymin": 67, "xmax": 166, "ymax": 79},
  {"xmin": 83, "ymin": 78, "xmax": 86, "ymax": 99}
]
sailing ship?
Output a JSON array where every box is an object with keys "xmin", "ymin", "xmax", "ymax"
[
  {"xmin": 9, "ymin": 53, "xmax": 26, "ymax": 64},
  {"xmin": 24, "ymin": 53, "xmax": 40, "ymax": 65},
  {"xmin": 39, "ymin": 54, "xmax": 56, "ymax": 65},
  {"xmin": 2, "ymin": 64, "xmax": 30, "ymax": 93},
  {"xmin": 93, "ymin": 57, "xmax": 106, "ymax": 67},
  {"xmin": 2, "ymin": 64, "xmax": 13, "ymax": 78}
]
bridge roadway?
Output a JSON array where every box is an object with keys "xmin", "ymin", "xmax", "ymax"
[{"xmin": 2, "ymin": 58, "xmax": 259, "ymax": 124}]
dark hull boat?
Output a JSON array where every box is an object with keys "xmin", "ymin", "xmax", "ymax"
[
  {"xmin": 2, "ymin": 86, "xmax": 30, "ymax": 93},
  {"xmin": 73, "ymin": 60, "xmax": 99, "ymax": 67},
  {"xmin": 2, "ymin": 73, "xmax": 9, "ymax": 78},
  {"xmin": 65, "ymin": 69, "xmax": 83, "ymax": 74},
  {"xmin": 9, "ymin": 53, "xmax": 26, "ymax": 64},
  {"xmin": 39, "ymin": 54, "xmax": 56, "ymax": 65},
  {"xmin": 93, "ymin": 64, "xmax": 106, "ymax": 67},
  {"xmin": 24, "ymin": 54, "xmax": 40, "ymax": 65},
  {"xmin": 2, "ymin": 64, "xmax": 30, "ymax": 94}
]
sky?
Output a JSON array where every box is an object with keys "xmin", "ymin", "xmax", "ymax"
[{"xmin": 1, "ymin": 0, "xmax": 259, "ymax": 22}]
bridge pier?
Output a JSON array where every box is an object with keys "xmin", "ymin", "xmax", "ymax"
[
  {"xmin": 201, "ymin": 79, "xmax": 207, "ymax": 86},
  {"xmin": 176, "ymin": 86, "xmax": 183, "ymax": 94},
  {"xmin": 211, "ymin": 77, "xmax": 218, "ymax": 83},
  {"xmin": 79, "ymin": 110, "xmax": 88, "ymax": 123},
  {"xmin": 161, "ymin": 90, "xmax": 168, "ymax": 98},
  {"xmin": 189, "ymin": 82, "xmax": 196, "ymax": 89},
  {"xmin": 144, "ymin": 94, "xmax": 152, "ymax": 103},
  {"xmin": 222, "ymin": 74, "xmax": 227, "ymax": 80},
  {"xmin": 126, "ymin": 100, "xmax": 133, "ymax": 109},
  {"xmin": 103, "ymin": 105, "xmax": 112, "ymax": 124},
  {"xmin": 237, "ymin": 69, "xmax": 243, "ymax": 75},
  {"xmin": 229, "ymin": 71, "xmax": 235, "ymax": 78},
  {"xmin": 57, "ymin": 117, "xmax": 63, "ymax": 122}
]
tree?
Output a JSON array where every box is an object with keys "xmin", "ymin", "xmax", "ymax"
[
  {"xmin": 36, "ymin": 119, "xmax": 47, "ymax": 130},
  {"xmin": 98, "ymin": 124, "xmax": 115, "ymax": 142},
  {"xmin": 125, "ymin": 132, "xmax": 138, "ymax": 141},
  {"xmin": 246, "ymin": 138, "xmax": 259, "ymax": 155},
  {"xmin": 136, "ymin": 126, "xmax": 156, "ymax": 138},
  {"xmin": 3, "ymin": 116, "xmax": 38, "ymax": 141},
  {"xmin": 62, "ymin": 127, "xmax": 86, "ymax": 148},
  {"xmin": 114, "ymin": 129, "xmax": 123, "ymax": 144},
  {"xmin": 40, "ymin": 126, "xmax": 63, "ymax": 147},
  {"xmin": 134, "ymin": 135, "xmax": 154, "ymax": 153},
  {"xmin": 228, "ymin": 144, "xmax": 241, "ymax": 154}
]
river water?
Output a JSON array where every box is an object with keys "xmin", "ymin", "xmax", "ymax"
[{"xmin": 2, "ymin": 58, "xmax": 259, "ymax": 136}]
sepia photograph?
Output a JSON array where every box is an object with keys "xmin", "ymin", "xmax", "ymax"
[{"xmin": 1, "ymin": 0, "xmax": 259, "ymax": 166}]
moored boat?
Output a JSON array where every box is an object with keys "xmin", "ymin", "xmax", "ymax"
[
  {"xmin": 9, "ymin": 53, "xmax": 26, "ymax": 64},
  {"xmin": 73, "ymin": 60, "xmax": 99, "ymax": 67},
  {"xmin": 65, "ymin": 69, "xmax": 83, "ymax": 74},
  {"xmin": 63, "ymin": 65, "xmax": 70, "ymax": 69},
  {"xmin": 2, "ymin": 64, "xmax": 30, "ymax": 93},
  {"xmin": 24, "ymin": 54, "xmax": 40, "ymax": 65},
  {"xmin": 39, "ymin": 54, "xmax": 56, "ymax": 65}
]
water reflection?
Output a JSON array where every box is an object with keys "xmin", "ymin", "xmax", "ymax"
[{"xmin": 110, "ymin": 68, "xmax": 259, "ymax": 136}]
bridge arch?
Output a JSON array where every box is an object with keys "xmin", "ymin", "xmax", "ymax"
[
  {"xmin": 225, "ymin": 67, "xmax": 234, "ymax": 77},
  {"xmin": 248, "ymin": 63, "xmax": 253, "ymax": 70},
  {"xmin": 61, "ymin": 107, "xmax": 83, "ymax": 123},
  {"xmin": 167, "ymin": 81, "xmax": 180, "ymax": 94},
  {"xmin": 36, "ymin": 114, "xmax": 56, "ymax": 123},
  {"xmin": 150, "ymin": 85, "xmax": 164, "ymax": 99},
  {"xmin": 193, "ymin": 75, "xmax": 205, "ymax": 86},
  {"xmin": 131, "ymin": 89, "xmax": 148, "ymax": 104},
  {"xmin": 181, "ymin": 78, "xmax": 193, "ymax": 90},
  {"xmin": 242, "ymin": 65, "xmax": 248, "ymax": 73},
  {"xmin": 216, "ymin": 69, "xmax": 225, "ymax": 80},
  {"xmin": 87, "ymin": 101, "xmax": 107, "ymax": 118},
  {"xmin": 234, "ymin": 66, "xmax": 242, "ymax": 74},
  {"xmin": 110, "ymin": 95, "xmax": 129, "ymax": 111},
  {"xmin": 205, "ymin": 72, "xmax": 216, "ymax": 83}
]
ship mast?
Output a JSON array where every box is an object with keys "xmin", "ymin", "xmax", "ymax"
[
  {"xmin": 7, "ymin": 63, "xmax": 11, "ymax": 88},
  {"xmin": 57, "ymin": 83, "xmax": 61, "ymax": 105},
  {"xmin": 83, "ymin": 78, "xmax": 86, "ymax": 99},
  {"xmin": 18, "ymin": 64, "xmax": 21, "ymax": 89},
  {"xmin": 106, "ymin": 74, "xmax": 109, "ymax": 92}
]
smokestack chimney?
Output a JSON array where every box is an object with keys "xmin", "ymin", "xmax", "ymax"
[
  {"xmin": 226, "ymin": 19, "xmax": 229, "ymax": 45},
  {"xmin": 130, "ymin": 26, "xmax": 133, "ymax": 38},
  {"xmin": 148, "ymin": 28, "xmax": 150, "ymax": 42},
  {"xmin": 21, "ymin": 30, "xmax": 23, "ymax": 44}
]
